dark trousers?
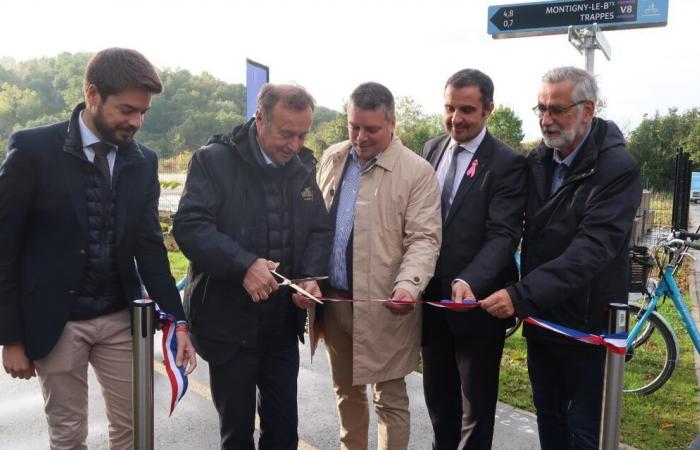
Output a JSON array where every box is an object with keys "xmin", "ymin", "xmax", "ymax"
[
  {"xmin": 422, "ymin": 318, "xmax": 506, "ymax": 450},
  {"xmin": 208, "ymin": 331, "xmax": 300, "ymax": 450},
  {"xmin": 527, "ymin": 338, "xmax": 606, "ymax": 450}
]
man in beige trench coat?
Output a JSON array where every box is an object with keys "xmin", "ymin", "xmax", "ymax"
[{"xmin": 314, "ymin": 82, "xmax": 442, "ymax": 449}]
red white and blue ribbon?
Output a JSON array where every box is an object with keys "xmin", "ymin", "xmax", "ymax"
[
  {"xmin": 155, "ymin": 306, "xmax": 189, "ymax": 416},
  {"xmin": 318, "ymin": 296, "xmax": 479, "ymax": 311},
  {"xmin": 523, "ymin": 316, "xmax": 628, "ymax": 354},
  {"xmin": 317, "ymin": 296, "xmax": 626, "ymax": 352}
]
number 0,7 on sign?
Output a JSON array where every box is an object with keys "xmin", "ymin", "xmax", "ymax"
[{"xmin": 487, "ymin": 0, "xmax": 668, "ymax": 38}]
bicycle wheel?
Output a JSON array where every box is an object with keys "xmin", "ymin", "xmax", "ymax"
[
  {"xmin": 628, "ymin": 303, "xmax": 656, "ymax": 347},
  {"xmin": 623, "ymin": 304, "xmax": 679, "ymax": 395},
  {"xmin": 505, "ymin": 317, "xmax": 523, "ymax": 338}
]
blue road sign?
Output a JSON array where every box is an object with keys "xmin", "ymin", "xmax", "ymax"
[
  {"xmin": 246, "ymin": 59, "xmax": 270, "ymax": 120},
  {"xmin": 488, "ymin": 0, "xmax": 668, "ymax": 38}
]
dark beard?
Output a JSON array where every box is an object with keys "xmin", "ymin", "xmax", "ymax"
[{"xmin": 93, "ymin": 108, "xmax": 136, "ymax": 146}]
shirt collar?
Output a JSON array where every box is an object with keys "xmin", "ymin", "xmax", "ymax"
[
  {"xmin": 78, "ymin": 110, "xmax": 117, "ymax": 151},
  {"xmin": 256, "ymin": 137, "xmax": 278, "ymax": 168},
  {"xmin": 350, "ymin": 147, "xmax": 382, "ymax": 172},
  {"xmin": 552, "ymin": 123, "xmax": 592, "ymax": 168},
  {"xmin": 450, "ymin": 125, "xmax": 487, "ymax": 154}
]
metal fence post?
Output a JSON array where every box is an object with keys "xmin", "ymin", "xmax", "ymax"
[
  {"xmin": 599, "ymin": 303, "xmax": 628, "ymax": 450},
  {"xmin": 132, "ymin": 299, "xmax": 155, "ymax": 450}
]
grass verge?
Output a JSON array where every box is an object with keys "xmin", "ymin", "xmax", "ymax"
[
  {"xmin": 499, "ymin": 296, "xmax": 699, "ymax": 449},
  {"xmin": 168, "ymin": 251, "xmax": 189, "ymax": 282}
]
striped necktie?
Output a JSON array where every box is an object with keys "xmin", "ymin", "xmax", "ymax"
[{"xmin": 441, "ymin": 144, "xmax": 464, "ymax": 222}]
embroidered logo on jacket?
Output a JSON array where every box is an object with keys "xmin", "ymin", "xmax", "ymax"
[{"xmin": 301, "ymin": 187, "xmax": 314, "ymax": 201}]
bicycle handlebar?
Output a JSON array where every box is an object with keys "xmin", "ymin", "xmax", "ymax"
[{"xmin": 675, "ymin": 230, "xmax": 700, "ymax": 241}]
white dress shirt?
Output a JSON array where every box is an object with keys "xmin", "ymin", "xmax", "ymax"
[
  {"xmin": 435, "ymin": 125, "xmax": 487, "ymax": 206},
  {"xmin": 78, "ymin": 111, "xmax": 118, "ymax": 176}
]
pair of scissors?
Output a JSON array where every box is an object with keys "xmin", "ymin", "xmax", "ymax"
[{"xmin": 270, "ymin": 271, "xmax": 326, "ymax": 304}]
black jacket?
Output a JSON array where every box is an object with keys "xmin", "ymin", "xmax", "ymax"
[
  {"xmin": 172, "ymin": 119, "xmax": 331, "ymax": 363},
  {"xmin": 0, "ymin": 104, "xmax": 185, "ymax": 360},
  {"xmin": 508, "ymin": 118, "xmax": 642, "ymax": 344},
  {"xmin": 422, "ymin": 131, "xmax": 526, "ymax": 338}
]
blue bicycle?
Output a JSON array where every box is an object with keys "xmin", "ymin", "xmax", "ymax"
[{"xmin": 624, "ymin": 230, "xmax": 700, "ymax": 394}]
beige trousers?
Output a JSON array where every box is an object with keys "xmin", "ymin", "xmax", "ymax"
[
  {"xmin": 324, "ymin": 302, "xmax": 410, "ymax": 450},
  {"xmin": 33, "ymin": 309, "xmax": 133, "ymax": 450}
]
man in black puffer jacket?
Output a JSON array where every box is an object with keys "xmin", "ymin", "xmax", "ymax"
[
  {"xmin": 173, "ymin": 83, "xmax": 331, "ymax": 450},
  {"xmin": 481, "ymin": 66, "xmax": 641, "ymax": 450}
]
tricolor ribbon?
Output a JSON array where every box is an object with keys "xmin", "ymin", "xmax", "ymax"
[
  {"xmin": 155, "ymin": 305, "xmax": 189, "ymax": 416},
  {"xmin": 315, "ymin": 296, "xmax": 627, "ymax": 352},
  {"xmin": 523, "ymin": 316, "xmax": 628, "ymax": 354},
  {"xmin": 318, "ymin": 296, "xmax": 479, "ymax": 311}
]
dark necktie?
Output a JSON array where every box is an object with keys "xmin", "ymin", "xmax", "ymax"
[
  {"xmin": 91, "ymin": 142, "xmax": 112, "ymax": 190},
  {"xmin": 441, "ymin": 144, "xmax": 464, "ymax": 222}
]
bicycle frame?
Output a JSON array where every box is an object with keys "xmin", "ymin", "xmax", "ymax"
[{"xmin": 627, "ymin": 263, "xmax": 700, "ymax": 354}]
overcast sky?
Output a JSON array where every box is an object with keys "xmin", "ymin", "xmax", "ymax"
[{"xmin": 1, "ymin": 0, "xmax": 697, "ymax": 141}]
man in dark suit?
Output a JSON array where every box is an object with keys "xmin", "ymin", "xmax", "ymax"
[
  {"xmin": 0, "ymin": 48, "xmax": 196, "ymax": 450},
  {"xmin": 421, "ymin": 68, "xmax": 526, "ymax": 450}
]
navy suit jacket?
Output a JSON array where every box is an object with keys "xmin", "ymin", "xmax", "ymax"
[
  {"xmin": 0, "ymin": 104, "xmax": 185, "ymax": 360},
  {"xmin": 422, "ymin": 130, "xmax": 526, "ymax": 338}
]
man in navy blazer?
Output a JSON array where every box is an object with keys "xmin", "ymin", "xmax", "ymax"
[
  {"xmin": 421, "ymin": 69, "xmax": 526, "ymax": 450},
  {"xmin": 0, "ymin": 48, "xmax": 196, "ymax": 450}
]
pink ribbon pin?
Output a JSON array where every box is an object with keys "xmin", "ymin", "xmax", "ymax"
[{"xmin": 466, "ymin": 159, "xmax": 478, "ymax": 178}]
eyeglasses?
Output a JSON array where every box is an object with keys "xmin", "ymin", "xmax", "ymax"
[{"xmin": 532, "ymin": 100, "xmax": 586, "ymax": 118}]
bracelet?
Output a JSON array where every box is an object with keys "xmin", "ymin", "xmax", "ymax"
[{"xmin": 175, "ymin": 323, "xmax": 189, "ymax": 334}]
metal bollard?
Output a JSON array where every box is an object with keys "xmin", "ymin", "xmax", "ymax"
[
  {"xmin": 599, "ymin": 302, "xmax": 628, "ymax": 450},
  {"xmin": 132, "ymin": 299, "xmax": 155, "ymax": 450}
]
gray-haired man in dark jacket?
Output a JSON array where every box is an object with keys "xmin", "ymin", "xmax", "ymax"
[
  {"xmin": 173, "ymin": 83, "xmax": 331, "ymax": 450},
  {"xmin": 481, "ymin": 66, "xmax": 641, "ymax": 450}
]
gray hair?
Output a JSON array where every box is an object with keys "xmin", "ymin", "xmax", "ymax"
[
  {"xmin": 542, "ymin": 66, "xmax": 598, "ymax": 103},
  {"xmin": 349, "ymin": 82, "xmax": 395, "ymax": 120},
  {"xmin": 257, "ymin": 83, "xmax": 316, "ymax": 121}
]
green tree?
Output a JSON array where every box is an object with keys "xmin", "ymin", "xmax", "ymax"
[
  {"xmin": 487, "ymin": 105, "xmax": 524, "ymax": 150},
  {"xmin": 306, "ymin": 108, "xmax": 348, "ymax": 159},
  {"xmin": 395, "ymin": 96, "xmax": 443, "ymax": 154},
  {"xmin": 627, "ymin": 108, "xmax": 700, "ymax": 190}
]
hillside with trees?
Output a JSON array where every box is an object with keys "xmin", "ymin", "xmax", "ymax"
[{"xmin": 7, "ymin": 52, "xmax": 698, "ymax": 188}]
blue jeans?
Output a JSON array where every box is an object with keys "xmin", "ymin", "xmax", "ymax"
[{"xmin": 526, "ymin": 338, "xmax": 605, "ymax": 450}]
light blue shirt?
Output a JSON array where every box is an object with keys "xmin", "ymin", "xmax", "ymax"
[
  {"xmin": 78, "ymin": 111, "xmax": 117, "ymax": 176},
  {"xmin": 328, "ymin": 148, "xmax": 380, "ymax": 290},
  {"xmin": 256, "ymin": 137, "xmax": 277, "ymax": 167}
]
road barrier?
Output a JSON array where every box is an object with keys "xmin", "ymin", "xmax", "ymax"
[
  {"xmin": 132, "ymin": 299, "xmax": 155, "ymax": 450},
  {"xmin": 599, "ymin": 303, "xmax": 628, "ymax": 449}
]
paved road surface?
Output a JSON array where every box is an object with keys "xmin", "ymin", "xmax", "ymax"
[{"xmin": 0, "ymin": 340, "xmax": 540, "ymax": 449}]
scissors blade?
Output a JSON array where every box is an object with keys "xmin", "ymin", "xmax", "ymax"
[
  {"xmin": 271, "ymin": 270, "xmax": 323, "ymax": 304},
  {"xmin": 289, "ymin": 276, "xmax": 329, "ymax": 284}
]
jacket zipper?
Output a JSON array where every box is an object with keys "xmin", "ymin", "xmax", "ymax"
[
  {"xmin": 201, "ymin": 276, "xmax": 210, "ymax": 305},
  {"xmin": 241, "ymin": 190, "xmax": 247, "ymax": 237},
  {"xmin": 583, "ymin": 286, "xmax": 591, "ymax": 329}
]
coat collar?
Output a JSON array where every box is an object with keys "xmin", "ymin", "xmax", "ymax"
[
  {"xmin": 327, "ymin": 135, "xmax": 406, "ymax": 173},
  {"xmin": 62, "ymin": 103, "xmax": 147, "ymax": 238},
  {"xmin": 528, "ymin": 118, "xmax": 606, "ymax": 205},
  {"xmin": 217, "ymin": 118, "xmax": 310, "ymax": 179}
]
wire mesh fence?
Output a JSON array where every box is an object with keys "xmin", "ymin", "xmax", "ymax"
[
  {"xmin": 157, "ymin": 153, "xmax": 190, "ymax": 214},
  {"xmin": 633, "ymin": 180, "xmax": 673, "ymax": 247}
]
